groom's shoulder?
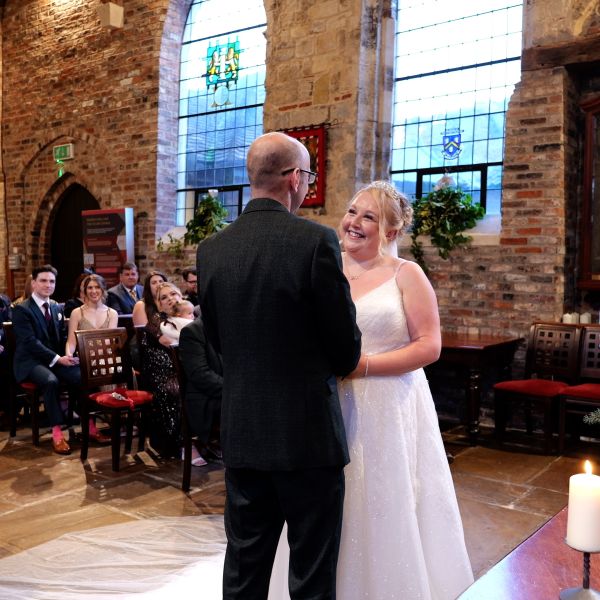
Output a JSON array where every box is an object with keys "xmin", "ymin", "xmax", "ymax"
[{"xmin": 291, "ymin": 214, "xmax": 337, "ymax": 240}]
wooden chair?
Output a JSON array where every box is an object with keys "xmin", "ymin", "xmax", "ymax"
[
  {"xmin": 494, "ymin": 322, "xmax": 581, "ymax": 454},
  {"xmin": 75, "ymin": 327, "xmax": 153, "ymax": 471},
  {"xmin": 169, "ymin": 344, "xmax": 193, "ymax": 492},
  {"xmin": 558, "ymin": 325, "xmax": 600, "ymax": 453}
]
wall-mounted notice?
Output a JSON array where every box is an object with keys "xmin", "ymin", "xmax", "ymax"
[{"xmin": 82, "ymin": 208, "xmax": 134, "ymax": 287}]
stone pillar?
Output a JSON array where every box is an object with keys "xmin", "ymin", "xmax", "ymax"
[{"xmin": 263, "ymin": 0, "xmax": 396, "ymax": 227}]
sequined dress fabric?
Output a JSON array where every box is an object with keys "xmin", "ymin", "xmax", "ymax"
[
  {"xmin": 139, "ymin": 313, "xmax": 181, "ymax": 458},
  {"xmin": 269, "ymin": 276, "xmax": 473, "ymax": 600},
  {"xmin": 78, "ymin": 305, "xmax": 111, "ymax": 330}
]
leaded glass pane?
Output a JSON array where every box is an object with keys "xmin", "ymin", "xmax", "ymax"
[
  {"xmin": 392, "ymin": 1, "xmax": 523, "ymax": 214},
  {"xmin": 177, "ymin": 0, "xmax": 266, "ymax": 225}
]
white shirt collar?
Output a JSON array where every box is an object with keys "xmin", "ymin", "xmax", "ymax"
[{"xmin": 31, "ymin": 292, "xmax": 51, "ymax": 310}]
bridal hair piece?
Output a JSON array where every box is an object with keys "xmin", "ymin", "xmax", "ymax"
[{"xmin": 349, "ymin": 180, "xmax": 413, "ymax": 257}]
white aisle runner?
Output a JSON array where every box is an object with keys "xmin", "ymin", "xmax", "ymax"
[{"xmin": 0, "ymin": 516, "xmax": 226, "ymax": 600}]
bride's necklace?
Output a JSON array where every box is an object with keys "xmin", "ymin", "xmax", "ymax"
[{"xmin": 346, "ymin": 257, "xmax": 382, "ymax": 280}]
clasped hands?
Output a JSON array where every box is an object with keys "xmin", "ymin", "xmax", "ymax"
[{"xmin": 59, "ymin": 355, "xmax": 79, "ymax": 366}]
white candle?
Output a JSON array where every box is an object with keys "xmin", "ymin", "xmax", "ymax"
[
  {"xmin": 581, "ymin": 312, "xmax": 592, "ymax": 324},
  {"xmin": 566, "ymin": 461, "xmax": 600, "ymax": 552},
  {"xmin": 563, "ymin": 313, "xmax": 573, "ymax": 324}
]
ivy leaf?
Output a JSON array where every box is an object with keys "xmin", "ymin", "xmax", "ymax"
[{"xmin": 410, "ymin": 186, "xmax": 485, "ymax": 273}]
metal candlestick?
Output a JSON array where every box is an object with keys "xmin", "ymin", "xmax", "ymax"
[{"xmin": 560, "ymin": 552, "xmax": 600, "ymax": 599}]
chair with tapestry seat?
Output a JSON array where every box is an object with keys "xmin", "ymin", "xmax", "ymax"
[
  {"xmin": 558, "ymin": 325, "xmax": 600, "ymax": 454},
  {"xmin": 75, "ymin": 327, "xmax": 153, "ymax": 471},
  {"xmin": 494, "ymin": 322, "xmax": 581, "ymax": 454},
  {"xmin": 3, "ymin": 321, "xmax": 75, "ymax": 446}
]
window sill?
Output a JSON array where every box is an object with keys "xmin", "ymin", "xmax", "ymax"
[{"xmin": 398, "ymin": 214, "xmax": 501, "ymax": 248}]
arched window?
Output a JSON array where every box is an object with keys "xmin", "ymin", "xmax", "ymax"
[
  {"xmin": 391, "ymin": 2, "xmax": 523, "ymax": 215},
  {"xmin": 177, "ymin": 0, "xmax": 266, "ymax": 225}
]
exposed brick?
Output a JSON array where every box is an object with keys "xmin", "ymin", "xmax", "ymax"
[{"xmin": 516, "ymin": 190, "xmax": 544, "ymax": 198}]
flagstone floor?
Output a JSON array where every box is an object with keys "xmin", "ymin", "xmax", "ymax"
[{"xmin": 0, "ymin": 419, "xmax": 591, "ymax": 582}]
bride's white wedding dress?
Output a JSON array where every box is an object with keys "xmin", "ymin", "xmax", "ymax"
[{"xmin": 269, "ymin": 274, "xmax": 473, "ymax": 599}]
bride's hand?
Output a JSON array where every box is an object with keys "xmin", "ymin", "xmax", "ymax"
[{"xmin": 347, "ymin": 354, "xmax": 369, "ymax": 379}]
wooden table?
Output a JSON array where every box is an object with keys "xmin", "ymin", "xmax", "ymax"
[
  {"xmin": 438, "ymin": 332, "xmax": 523, "ymax": 445},
  {"xmin": 459, "ymin": 507, "xmax": 600, "ymax": 599}
]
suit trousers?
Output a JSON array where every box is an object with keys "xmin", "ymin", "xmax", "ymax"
[
  {"xmin": 25, "ymin": 363, "xmax": 81, "ymax": 427},
  {"xmin": 223, "ymin": 465, "xmax": 345, "ymax": 600}
]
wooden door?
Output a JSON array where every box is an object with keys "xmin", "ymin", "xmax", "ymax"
[{"xmin": 50, "ymin": 184, "xmax": 99, "ymax": 301}]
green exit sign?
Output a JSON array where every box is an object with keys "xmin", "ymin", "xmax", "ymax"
[{"xmin": 53, "ymin": 143, "xmax": 74, "ymax": 161}]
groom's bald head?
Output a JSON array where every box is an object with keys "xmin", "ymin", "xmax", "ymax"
[{"xmin": 247, "ymin": 132, "xmax": 310, "ymax": 211}]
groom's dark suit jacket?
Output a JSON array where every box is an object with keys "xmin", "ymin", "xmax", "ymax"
[
  {"xmin": 197, "ymin": 198, "xmax": 361, "ymax": 470},
  {"xmin": 12, "ymin": 297, "xmax": 67, "ymax": 382}
]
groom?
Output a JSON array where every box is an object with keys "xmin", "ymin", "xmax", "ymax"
[{"xmin": 197, "ymin": 132, "xmax": 361, "ymax": 599}]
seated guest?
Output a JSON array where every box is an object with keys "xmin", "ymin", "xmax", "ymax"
[
  {"xmin": 66, "ymin": 274, "xmax": 118, "ymax": 354},
  {"xmin": 132, "ymin": 270, "xmax": 168, "ymax": 327},
  {"xmin": 63, "ymin": 271, "xmax": 91, "ymax": 318},
  {"xmin": 138, "ymin": 281, "xmax": 184, "ymax": 458},
  {"xmin": 12, "ymin": 265, "xmax": 80, "ymax": 455},
  {"xmin": 65, "ymin": 274, "xmax": 118, "ymax": 443},
  {"xmin": 179, "ymin": 314, "xmax": 223, "ymax": 467},
  {"xmin": 0, "ymin": 293, "xmax": 11, "ymax": 406},
  {"xmin": 181, "ymin": 267, "xmax": 198, "ymax": 307},
  {"xmin": 106, "ymin": 262, "xmax": 143, "ymax": 314},
  {"xmin": 159, "ymin": 300, "xmax": 194, "ymax": 344}
]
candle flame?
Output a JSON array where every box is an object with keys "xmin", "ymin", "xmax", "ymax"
[{"xmin": 585, "ymin": 460, "xmax": 593, "ymax": 475}]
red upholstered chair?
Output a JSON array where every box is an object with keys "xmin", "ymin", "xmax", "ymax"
[
  {"xmin": 558, "ymin": 325, "xmax": 600, "ymax": 453},
  {"xmin": 494, "ymin": 323, "xmax": 580, "ymax": 454},
  {"xmin": 75, "ymin": 327, "xmax": 153, "ymax": 471}
]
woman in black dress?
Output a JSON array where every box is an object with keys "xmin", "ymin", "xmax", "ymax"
[{"xmin": 138, "ymin": 281, "xmax": 182, "ymax": 458}]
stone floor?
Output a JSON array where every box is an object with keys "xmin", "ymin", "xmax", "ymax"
[{"xmin": 0, "ymin": 419, "xmax": 593, "ymax": 583}]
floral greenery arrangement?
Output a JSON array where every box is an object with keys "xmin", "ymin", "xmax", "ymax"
[
  {"xmin": 156, "ymin": 190, "xmax": 228, "ymax": 257},
  {"xmin": 410, "ymin": 175, "xmax": 485, "ymax": 275},
  {"xmin": 183, "ymin": 191, "xmax": 228, "ymax": 246}
]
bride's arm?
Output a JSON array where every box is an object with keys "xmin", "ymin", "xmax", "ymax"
[
  {"xmin": 66, "ymin": 307, "xmax": 82, "ymax": 357},
  {"xmin": 350, "ymin": 261, "xmax": 441, "ymax": 378}
]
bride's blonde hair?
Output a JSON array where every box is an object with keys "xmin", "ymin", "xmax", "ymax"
[{"xmin": 348, "ymin": 181, "xmax": 413, "ymax": 255}]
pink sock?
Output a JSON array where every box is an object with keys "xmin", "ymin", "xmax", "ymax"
[
  {"xmin": 52, "ymin": 426, "xmax": 63, "ymax": 442},
  {"xmin": 89, "ymin": 419, "xmax": 97, "ymax": 436}
]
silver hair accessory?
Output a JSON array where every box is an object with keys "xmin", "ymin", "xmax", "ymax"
[{"xmin": 367, "ymin": 180, "xmax": 414, "ymax": 235}]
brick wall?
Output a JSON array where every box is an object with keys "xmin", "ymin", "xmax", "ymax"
[
  {"xmin": 0, "ymin": 0, "xmax": 191, "ymax": 293},
  {"xmin": 0, "ymin": 0, "xmax": 598, "ymax": 350}
]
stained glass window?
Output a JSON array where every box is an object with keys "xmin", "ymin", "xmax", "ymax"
[
  {"xmin": 177, "ymin": 0, "xmax": 266, "ymax": 225},
  {"xmin": 391, "ymin": 1, "xmax": 523, "ymax": 215}
]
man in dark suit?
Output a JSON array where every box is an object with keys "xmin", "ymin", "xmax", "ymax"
[
  {"xmin": 181, "ymin": 266, "xmax": 199, "ymax": 307},
  {"xmin": 178, "ymin": 315, "xmax": 222, "ymax": 461},
  {"xmin": 12, "ymin": 265, "xmax": 80, "ymax": 454},
  {"xmin": 197, "ymin": 132, "xmax": 361, "ymax": 599},
  {"xmin": 106, "ymin": 262, "xmax": 143, "ymax": 314}
]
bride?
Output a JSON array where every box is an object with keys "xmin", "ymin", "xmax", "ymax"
[{"xmin": 269, "ymin": 181, "xmax": 473, "ymax": 599}]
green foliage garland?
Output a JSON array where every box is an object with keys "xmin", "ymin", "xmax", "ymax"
[{"xmin": 410, "ymin": 186, "xmax": 485, "ymax": 275}]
